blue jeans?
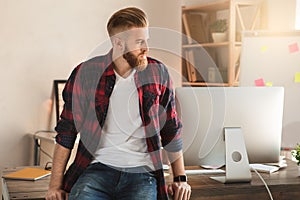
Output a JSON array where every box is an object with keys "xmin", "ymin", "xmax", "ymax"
[{"xmin": 68, "ymin": 162, "xmax": 157, "ymax": 200}]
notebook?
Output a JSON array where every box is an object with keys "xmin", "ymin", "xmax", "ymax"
[{"xmin": 3, "ymin": 167, "xmax": 51, "ymax": 181}]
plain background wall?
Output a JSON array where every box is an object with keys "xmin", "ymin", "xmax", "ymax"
[
  {"xmin": 0, "ymin": 0, "xmax": 182, "ymax": 168},
  {"xmin": 264, "ymin": 0, "xmax": 297, "ymax": 31}
]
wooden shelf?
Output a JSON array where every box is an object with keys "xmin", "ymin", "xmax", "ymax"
[
  {"xmin": 181, "ymin": 0, "xmax": 263, "ymax": 87},
  {"xmin": 182, "ymin": 0, "xmax": 229, "ymax": 12},
  {"xmin": 182, "ymin": 0, "xmax": 260, "ymax": 12},
  {"xmin": 183, "ymin": 42, "xmax": 229, "ymax": 48},
  {"xmin": 182, "ymin": 42, "xmax": 242, "ymax": 48}
]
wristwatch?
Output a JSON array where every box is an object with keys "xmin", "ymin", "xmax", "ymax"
[{"xmin": 173, "ymin": 175, "xmax": 187, "ymax": 182}]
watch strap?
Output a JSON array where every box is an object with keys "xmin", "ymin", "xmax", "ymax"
[{"xmin": 173, "ymin": 175, "xmax": 187, "ymax": 182}]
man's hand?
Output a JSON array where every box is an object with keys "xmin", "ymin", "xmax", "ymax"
[
  {"xmin": 45, "ymin": 187, "xmax": 67, "ymax": 200},
  {"xmin": 45, "ymin": 144, "xmax": 71, "ymax": 200},
  {"xmin": 168, "ymin": 182, "xmax": 191, "ymax": 200}
]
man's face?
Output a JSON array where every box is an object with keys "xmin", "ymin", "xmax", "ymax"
[{"xmin": 122, "ymin": 27, "xmax": 149, "ymax": 71}]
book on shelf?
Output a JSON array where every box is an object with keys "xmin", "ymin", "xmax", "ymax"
[
  {"xmin": 185, "ymin": 50, "xmax": 197, "ymax": 82},
  {"xmin": 184, "ymin": 50, "xmax": 192, "ymax": 81},
  {"xmin": 2, "ymin": 167, "xmax": 51, "ymax": 181},
  {"xmin": 234, "ymin": 46, "xmax": 241, "ymax": 82},
  {"xmin": 184, "ymin": 50, "xmax": 204, "ymax": 82},
  {"xmin": 182, "ymin": 12, "xmax": 208, "ymax": 44}
]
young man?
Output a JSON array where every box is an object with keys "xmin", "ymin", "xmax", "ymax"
[{"xmin": 46, "ymin": 7, "xmax": 191, "ymax": 200}]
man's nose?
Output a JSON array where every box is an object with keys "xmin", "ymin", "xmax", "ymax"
[{"xmin": 142, "ymin": 41, "xmax": 149, "ymax": 52}]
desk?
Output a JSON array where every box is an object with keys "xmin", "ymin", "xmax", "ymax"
[
  {"xmin": 166, "ymin": 159, "xmax": 300, "ymax": 199},
  {"xmin": 34, "ymin": 131, "xmax": 56, "ymax": 166},
  {"xmin": 2, "ymin": 166, "xmax": 49, "ymax": 200},
  {"xmin": 33, "ymin": 131, "xmax": 78, "ymax": 168},
  {"xmin": 2, "ymin": 160, "xmax": 300, "ymax": 200}
]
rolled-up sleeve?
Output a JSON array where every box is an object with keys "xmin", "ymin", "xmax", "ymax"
[
  {"xmin": 55, "ymin": 64, "xmax": 86, "ymax": 149},
  {"xmin": 159, "ymin": 66, "xmax": 183, "ymax": 152}
]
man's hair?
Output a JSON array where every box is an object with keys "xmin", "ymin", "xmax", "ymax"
[{"xmin": 107, "ymin": 7, "xmax": 148, "ymax": 37}]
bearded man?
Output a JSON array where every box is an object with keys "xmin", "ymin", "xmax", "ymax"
[{"xmin": 46, "ymin": 7, "xmax": 191, "ymax": 200}]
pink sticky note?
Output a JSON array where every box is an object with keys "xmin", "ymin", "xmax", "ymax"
[
  {"xmin": 255, "ymin": 78, "xmax": 265, "ymax": 86},
  {"xmin": 288, "ymin": 42, "xmax": 299, "ymax": 53}
]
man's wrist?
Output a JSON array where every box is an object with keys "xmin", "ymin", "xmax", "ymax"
[{"xmin": 173, "ymin": 175, "xmax": 187, "ymax": 182}]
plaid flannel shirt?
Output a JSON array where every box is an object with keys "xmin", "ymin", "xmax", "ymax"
[{"xmin": 55, "ymin": 50, "xmax": 182, "ymax": 199}]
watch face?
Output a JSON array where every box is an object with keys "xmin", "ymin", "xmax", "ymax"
[{"xmin": 174, "ymin": 175, "xmax": 187, "ymax": 182}]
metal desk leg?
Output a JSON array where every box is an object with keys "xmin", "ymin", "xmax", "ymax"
[
  {"xmin": 34, "ymin": 137, "xmax": 40, "ymax": 166},
  {"xmin": 1, "ymin": 178, "xmax": 10, "ymax": 200}
]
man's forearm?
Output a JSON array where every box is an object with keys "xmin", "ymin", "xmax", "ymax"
[
  {"xmin": 167, "ymin": 150, "xmax": 186, "ymax": 177},
  {"xmin": 49, "ymin": 144, "xmax": 71, "ymax": 190}
]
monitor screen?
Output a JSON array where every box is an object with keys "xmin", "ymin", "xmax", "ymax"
[{"xmin": 175, "ymin": 87, "xmax": 284, "ymax": 167}]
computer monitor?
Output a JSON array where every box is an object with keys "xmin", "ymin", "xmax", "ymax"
[
  {"xmin": 238, "ymin": 31, "xmax": 300, "ymax": 149},
  {"xmin": 175, "ymin": 87, "xmax": 284, "ymax": 168}
]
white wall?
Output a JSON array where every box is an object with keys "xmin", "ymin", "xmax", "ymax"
[
  {"xmin": 0, "ymin": 0, "xmax": 181, "ymax": 168},
  {"xmin": 264, "ymin": 0, "xmax": 297, "ymax": 31}
]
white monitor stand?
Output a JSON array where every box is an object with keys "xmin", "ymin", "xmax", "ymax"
[{"xmin": 211, "ymin": 127, "xmax": 252, "ymax": 183}]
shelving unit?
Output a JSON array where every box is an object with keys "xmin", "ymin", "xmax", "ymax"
[{"xmin": 181, "ymin": 0, "xmax": 264, "ymax": 86}]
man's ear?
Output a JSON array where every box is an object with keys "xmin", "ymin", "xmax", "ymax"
[{"xmin": 112, "ymin": 37, "xmax": 124, "ymax": 51}]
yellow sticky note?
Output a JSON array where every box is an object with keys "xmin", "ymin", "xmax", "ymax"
[
  {"xmin": 294, "ymin": 72, "xmax": 300, "ymax": 83},
  {"xmin": 265, "ymin": 82, "xmax": 273, "ymax": 86},
  {"xmin": 261, "ymin": 46, "xmax": 268, "ymax": 52}
]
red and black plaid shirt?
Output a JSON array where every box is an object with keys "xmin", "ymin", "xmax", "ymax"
[{"xmin": 55, "ymin": 50, "xmax": 182, "ymax": 199}]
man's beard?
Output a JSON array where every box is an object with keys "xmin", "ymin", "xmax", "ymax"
[{"xmin": 123, "ymin": 46, "xmax": 148, "ymax": 71}]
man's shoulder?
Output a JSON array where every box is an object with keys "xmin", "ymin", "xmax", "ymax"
[
  {"xmin": 80, "ymin": 54, "xmax": 110, "ymax": 68},
  {"xmin": 147, "ymin": 57, "xmax": 168, "ymax": 72},
  {"xmin": 74, "ymin": 52, "xmax": 112, "ymax": 74},
  {"xmin": 147, "ymin": 56, "xmax": 163, "ymax": 65},
  {"xmin": 67, "ymin": 54, "xmax": 112, "ymax": 86},
  {"xmin": 86, "ymin": 54, "xmax": 108, "ymax": 63}
]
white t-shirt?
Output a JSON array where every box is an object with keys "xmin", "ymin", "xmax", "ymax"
[{"xmin": 92, "ymin": 69, "xmax": 153, "ymax": 169}]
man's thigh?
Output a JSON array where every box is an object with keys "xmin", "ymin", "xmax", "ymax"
[
  {"xmin": 68, "ymin": 163, "xmax": 116, "ymax": 200},
  {"xmin": 68, "ymin": 163, "xmax": 157, "ymax": 200},
  {"xmin": 116, "ymin": 171, "xmax": 157, "ymax": 200}
]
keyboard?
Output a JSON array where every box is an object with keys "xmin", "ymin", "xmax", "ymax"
[
  {"xmin": 185, "ymin": 169, "xmax": 225, "ymax": 175},
  {"xmin": 250, "ymin": 164, "xmax": 280, "ymax": 173}
]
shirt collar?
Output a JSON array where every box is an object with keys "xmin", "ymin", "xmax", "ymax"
[{"xmin": 103, "ymin": 49, "xmax": 115, "ymax": 77}]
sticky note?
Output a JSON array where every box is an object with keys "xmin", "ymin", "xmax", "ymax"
[
  {"xmin": 260, "ymin": 46, "xmax": 268, "ymax": 52},
  {"xmin": 288, "ymin": 42, "xmax": 299, "ymax": 53},
  {"xmin": 265, "ymin": 82, "xmax": 273, "ymax": 86},
  {"xmin": 255, "ymin": 78, "xmax": 265, "ymax": 86},
  {"xmin": 294, "ymin": 72, "xmax": 300, "ymax": 83}
]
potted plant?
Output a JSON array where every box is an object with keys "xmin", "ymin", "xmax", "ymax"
[
  {"xmin": 291, "ymin": 143, "xmax": 300, "ymax": 176},
  {"xmin": 209, "ymin": 19, "xmax": 228, "ymax": 43}
]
